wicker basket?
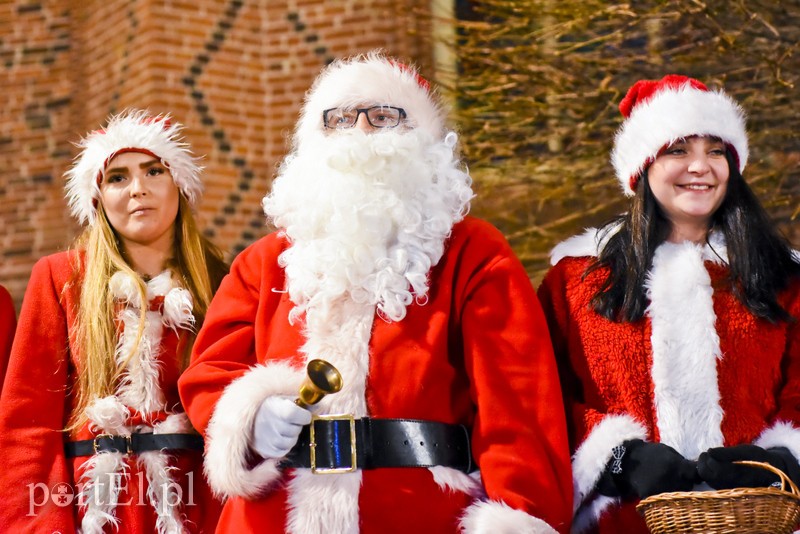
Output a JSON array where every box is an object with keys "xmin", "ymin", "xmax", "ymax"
[{"xmin": 636, "ymin": 461, "xmax": 800, "ymax": 534}]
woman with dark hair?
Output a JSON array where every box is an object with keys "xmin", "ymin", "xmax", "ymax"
[{"xmin": 538, "ymin": 75, "xmax": 800, "ymax": 533}]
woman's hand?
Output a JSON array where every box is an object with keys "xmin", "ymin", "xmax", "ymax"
[
  {"xmin": 697, "ymin": 445, "xmax": 800, "ymax": 489},
  {"xmin": 596, "ymin": 439, "xmax": 699, "ymax": 499}
]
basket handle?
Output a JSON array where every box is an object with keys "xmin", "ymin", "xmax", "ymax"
[{"xmin": 734, "ymin": 460, "xmax": 800, "ymax": 495}]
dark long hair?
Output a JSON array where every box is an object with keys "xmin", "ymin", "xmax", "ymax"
[{"xmin": 587, "ymin": 151, "xmax": 800, "ymax": 323}]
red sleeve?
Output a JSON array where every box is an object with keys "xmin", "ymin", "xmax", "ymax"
[
  {"xmin": 0, "ymin": 257, "xmax": 75, "ymax": 532},
  {"xmin": 0, "ymin": 285, "xmax": 17, "ymax": 388},
  {"xmin": 538, "ymin": 261, "xmax": 584, "ymax": 446},
  {"xmin": 776, "ymin": 280, "xmax": 800, "ymax": 422},
  {"xmin": 178, "ymin": 237, "xmax": 275, "ymax": 434},
  {"xmin": 457, "ymin": 225, "xmax": 572, "ymax": 533}
]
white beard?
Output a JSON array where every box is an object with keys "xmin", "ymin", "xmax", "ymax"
[{"xmin": 262, "ymin": 128, "xmax": 473, "ymax": 326}]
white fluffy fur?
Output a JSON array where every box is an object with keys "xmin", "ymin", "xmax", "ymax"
[
  {"xmin": 430, "ymin": 466, "xmax": 485, "ymax": 497},
  {"xmin": 137, "ymin": 414, "xmax": 196, "ymax": 534},
  {"xmin": 263, "ymin": 127, "xmax": 472, "ymax": 324},
  {"xmin": 115, "ymin": 308, "xmax": 166, "ymax": 413},
  {"xmin": 756, "ymin": 421, "xmax": 800, "ymax": 464},
  {"xmin": 612, "ymin": 83, "xmax": 748, "ymax": 196},
  {"xmin": 646, "ymin": 240, "xmax": 725, "ymax": 460},
  {"xmin": 77, "ymin": 452, "xmax": 129, "ymax": 534},
  {"xmin": 203, "ymin": 362, "xmax": 305, "ymax": 499},
  {"xmin": 549, "ymin": 227, "xmax": 616, "ymax": 265},
  {"xmin": 459, "ymin": 500, "xmax": 559, "ymax": 534},
  {"xmin": 65, "ymin": 109, "xmax": 203, "ymax": 226},
  {"xmin": 81, "ymin": 397, "xmax": 131, "ymax": 533},
  {"xmin": 569, "ymin": 415, "xmax": 647, "ymax": 533},
  {"xmin": 285, "ymin": 298, "xmax": 374, "ymax": 534},
  {"xmin": 294, "ymin": 51, "xmax": 444, "ymax": 147},
  {"xmin": 571, "ymin": 414, "xmax": 647, "ymax": 509},
  {"xmin": 80, "ymin": 271, "xmax": 195, "ymax": 533}
]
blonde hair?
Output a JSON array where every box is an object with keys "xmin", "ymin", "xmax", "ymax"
[{"xmin": 68, "ymin": 195, "xmax": 227, "ymax": 431}]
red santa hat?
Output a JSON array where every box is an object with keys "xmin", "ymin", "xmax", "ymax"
[
  {"xmin": 611, "ymin": 74, "xmax": 749, "ymax": 196},
  {"xmin": 64, "ymin": 109, "xmax": 203, "ymax": 225},
  {"xmin": 293, "ymin": 51, "xmax": 445, "ymax": 146}
]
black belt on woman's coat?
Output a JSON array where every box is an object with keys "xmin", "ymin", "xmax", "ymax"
[
  {"xmin": 281, "ymin": 416, "xmax": 477, "ymax": 474},
  {"xmin": 64, "ymin": 433, "xmax": 204, "ymax": 458}
]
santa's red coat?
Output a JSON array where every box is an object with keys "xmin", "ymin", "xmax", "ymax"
[
  {"xmin": 179, "ymin": 216, "xmax": 573, "ymax": 533},
  {"xmin": 0, "ymin": 252, "xmax": 220, "ymax": 533},
  {"xmin": 537, "ymin": 230, "xmax": 800, "ymax": 533},
  {"xmin": 0, "ymin": 284, "xmax": 16, "ymax": 387}
]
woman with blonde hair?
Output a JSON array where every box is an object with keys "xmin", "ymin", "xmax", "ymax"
[{"xmin": 0, "ymin": 110, "xmax": 227, "ymax": 533}]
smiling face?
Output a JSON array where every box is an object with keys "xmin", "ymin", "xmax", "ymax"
[
  {"xmin": 647, "ymin": 135, "xmax": 730, "ymax": 243},
  {"xmin": 99, "ymin": 151, "xmax": 180, "ymax": 255}
]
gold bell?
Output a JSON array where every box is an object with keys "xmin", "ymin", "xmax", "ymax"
[{"xmin": 295, "ymin": 359, "xmax": 343, "ymax": 408}]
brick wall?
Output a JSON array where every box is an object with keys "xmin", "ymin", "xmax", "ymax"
[{"xmin": 0, "ymin": 0, "xmax": 433, "ymax": 310}]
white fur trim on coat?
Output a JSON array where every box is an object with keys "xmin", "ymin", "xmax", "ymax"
[
  {"xmin": 549, "ymin": 228, "xmax": 606, "ymax": 265},
  {"xmin": 203, "ymin": 362, "xmax": 305, "ymax": 499},
  {"xmin": 460, "ymin": 500, "xmax": 559, "ymax": 534},
  {"xmin": 65, "ymin": 109, "xmax": 203, "ymax": 226},
  {"xmin": 294, "ymin": 51, "xmax": 445, "ymax": 152},
  {"xmin": 646, "ymin": 241, "xmax": 725, "ymax": 460},
  {"xmin": 611, "ymin": 83, "xmax": 748, "ymax": 196},
  {"xmin": 284, "ymin": 299, "xmax": 375, "ymax": 534},
  {"xmin": 570, "ymin": 414, "xmax": 647, "ymax": 533},
  {"xmin": 80, "ymin": 271, "xmax": 195, "ymax": 534}
]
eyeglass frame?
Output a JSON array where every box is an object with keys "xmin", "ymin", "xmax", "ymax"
[{"xmin": 322, "ymin": 106, "xmax": 407, "ymax": 130}]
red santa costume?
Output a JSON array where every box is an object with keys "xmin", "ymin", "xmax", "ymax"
[
  {"xmin": 0, "ymin": 284, "xmax": 16, "ymax": 386},
  {"xmin": 178, "ymin": 53, "xmax": 573, "ymax": 533},
  {"xmin": 0, "ymin": 111, "xmax": 220, "ymax": 533},
  {"xmin": 537, "ymin": 76, "xmax": 800, "ymax": 533}
]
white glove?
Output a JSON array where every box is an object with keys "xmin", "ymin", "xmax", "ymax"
[{"xmin": 251, "ymin": 396, "xmax": 312, "ymax": 460}]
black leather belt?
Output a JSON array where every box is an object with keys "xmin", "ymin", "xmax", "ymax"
[
  {"xmin": 64, "ymin": 433, "xmax": 204, "ymax": 458},
  {"xmin": 282, "ymin": 416, "xmax": 476, "ymax": 474}
]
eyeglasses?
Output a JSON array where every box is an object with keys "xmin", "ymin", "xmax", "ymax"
[{"xmin": 323, "ymin": 106, "xmax": 407, "ymax": 129}]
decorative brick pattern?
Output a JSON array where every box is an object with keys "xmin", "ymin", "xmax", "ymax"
[{"xmin": 0, "ymin": 0, "xmax": 432, "ymax": 309}]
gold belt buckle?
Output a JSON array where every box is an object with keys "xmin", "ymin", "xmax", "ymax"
[
  {"xmin": 309, "ymin": 413, "xmax": 357, "ymax": 475},
  {"xmin": 92, "ymin": 433, "xmax": 132, "ymax": 454}
]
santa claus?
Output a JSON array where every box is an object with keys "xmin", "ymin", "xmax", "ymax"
[{"xmin": 179, "ymin": 51, "xmax": 572, "ymax": 533}]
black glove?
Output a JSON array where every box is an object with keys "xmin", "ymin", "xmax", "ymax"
[
  {"xmin": 596, "ymin": 439, "xmax": 699, "ymax": 500},
  {"xmin": 697, "ymin": 445, "xmax": 800, "ymax": 490}
]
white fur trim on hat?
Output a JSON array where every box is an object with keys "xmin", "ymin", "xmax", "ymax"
[
  {"xmin": 65, "ymin": 109, "xmax": 203, "ymax": 225},
  {"xmin": 294, "ymin": 51, "xmax": 445, "ymax": 150},
  {"xmin": 612, "ymin": 82, "xmax": 748, "ymax": 196}
]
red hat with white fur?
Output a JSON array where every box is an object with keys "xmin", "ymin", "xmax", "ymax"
[
  {"xmin": 64, "ymin": 109, "xmax": 203, "ymax": 225},
  {"xmin": 611, "ymin": 74, "xmax": 749, "ymax": 196},
  {"xmin": 293, "ymin": 51, "xmax": 444, "ymax": 147}
]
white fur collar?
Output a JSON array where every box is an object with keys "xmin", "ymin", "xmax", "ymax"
[{"xmin": 549, "ymin": 226, "xmax": 729, "ymax": 265}]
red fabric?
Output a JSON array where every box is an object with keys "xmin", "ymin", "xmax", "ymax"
[
  {"xmin": 0, "ymin": 252, "xmax": 220, "ymax": 533},
  {"xmin": 538, "ymin": 256, "xmax": 800, "ymax": 534},
  {"xmin": 179, "ymin": 216, "xmax": 573, "ymax": 533},
  {"xmin": 0, "ymin": 285, "xmax": 16, "ymax": 388}
]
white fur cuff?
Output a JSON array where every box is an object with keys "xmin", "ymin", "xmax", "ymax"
[
  {"xmin": 755, "ymin": 421, "xmax": 800, "ymax": 463},
  {"xmin": 460, "ymin": 500, "xmax": 559, "ymax": 534},
  {"xmin": 571, "ymin": 414, "xmax": 647, "ymax": 508},
  {"xmin": 204, "ymin": 362, "xmax": 305, "ymax": 499}
]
